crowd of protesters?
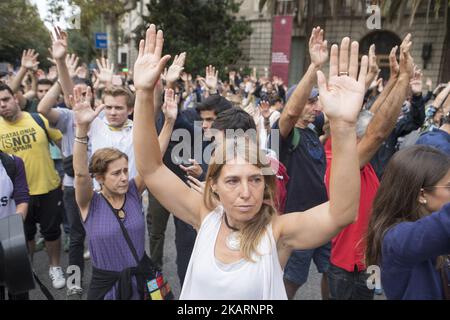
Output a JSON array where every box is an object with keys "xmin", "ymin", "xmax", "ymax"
[{"xmin": 0, "ymin": 23, "xmax": 449, "ymax": 301}]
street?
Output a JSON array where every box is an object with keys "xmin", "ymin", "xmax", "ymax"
[{"xmin": 29, "ymin": 215, "xmax": 326, "ymax": 300}]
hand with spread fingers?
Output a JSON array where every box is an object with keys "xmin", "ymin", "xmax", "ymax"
[
  {"xmin": 21, "ymin": 49, "xmax": 40, "ymax": 70},
  {"xmin": 50, "ymin": 26, "xmax": 68, "ymax": 61},
  {"xmin": 316, "ymin": 37, "xmax": 368, "ymax": 125},
  {"xmin": 165, "ymin": 52, "xmax": 186, "ymax": 84},
  {"xmin": 94, "ymin": 57, "xmax": 114, "ymax": 85},
  {"xmin": 69, "ymin": 87, "xmax": 104, "ymax": 127},
  {"xmin": 198, "ymin": 65, "xmax": 219, "ymax": 93},
  {"xmin": 66, "ymin": 53, "xmax": 80, "ymax": 79},
  {"xmin": 133, "ymin": 24, "xmax": 171, "ymax": 91}
]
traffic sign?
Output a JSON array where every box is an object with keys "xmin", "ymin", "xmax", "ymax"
[{"xmin": 94, "ymin": 33, "xmax": 107, "ymax": 49}]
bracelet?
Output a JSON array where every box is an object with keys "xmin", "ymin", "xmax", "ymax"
[
  {"xmin": 75, "ymin": 136, "xmax": 89, "ymax": 140},
  {"xmin": 74, "ymin": 138, "xmax": 88, "ymax": 145}
]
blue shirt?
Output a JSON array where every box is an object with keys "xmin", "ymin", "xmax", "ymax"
[
  {"xmin": 416, "ymin": 128, "xmax": 450, "ymax": 156},
  {"xmin": 381, "ymin": 203, "xmax": 450, "ymax": 300}
]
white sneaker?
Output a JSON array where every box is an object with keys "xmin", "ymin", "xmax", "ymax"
[
  {"xmin": 83, "ymin": 249, "xmax": 90, "ymax": 260},
  {"xmin": 49, "ymin": 266, "xmax": 66, "ymax": 289}
]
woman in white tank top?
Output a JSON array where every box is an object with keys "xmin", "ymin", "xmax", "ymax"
[{"xmin": 132, "ymin": 25, "xmax": 368, "ymax": 299}]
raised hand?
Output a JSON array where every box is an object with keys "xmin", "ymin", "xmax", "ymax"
[
  {"xmin": 365, "ymin": 44, "xmax": 380, "ymax": 88},
  {"xmin": 50, "ymin": 26, "xmax": 67, "ymax": 60},
  {"xmin": 389, "ymin": 46, "xmax": 400, "ymax": 78},
  {"xmin": 202, "ymin": 65, "xmax": 219, "ymax": 92},
  {"xmin": 69, "ymin": 86, "xmax": 104, "ymax": 127},
  {"xmin": 21, "ymin": 49, "xmax": 40, "ymax": 70},
  {"xmin": 309, "ymin": 26, "xmax": 329, "ymax": 67},
  {"xmin": 399, "ymin": 34, "xmax": 414, "ymax": 78},
  {"xmin": 410, "ymin": 65, "xmax": 423, "ymax": 95},
  {"xmin": 133, "ymin": 24, "xmax": 171, "ymax": 91},
  {"xmin": 317, "ymin": 37, "xmax": 368, "ymax": 125},
  {"xmin": 66, "ymin": 53, "xmax": 80, "ymax": 78},
  {"xmin": 47, "ymin": 66, "xmax": 58, "ymax": 82},
  {"xmin": 259, "ymin": 100, "xmax": 272, "ymax": 119},
  {"xmin": 94, "ymin": 57, "xmax": 114, "ymax": 85},
  {"xmin": 165, "ymin": 52, "xmax": 186, "ymax": 84},
  {"xmin": 162, "ymin": 88, "xmax": 178, "ymax": 122}
]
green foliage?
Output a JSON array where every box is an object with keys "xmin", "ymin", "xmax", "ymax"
[
  {"xmin": 135, "ymin": 0, "xmax": 252, "ymax": 77},
  {"xmin": 0, "ymin": 0, "xmax": 51, "ymax": 68}
]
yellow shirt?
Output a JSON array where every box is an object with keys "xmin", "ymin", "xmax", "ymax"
[{"xmin": 0, "ymin": 112, "xmax": 62, "ymax": 195}]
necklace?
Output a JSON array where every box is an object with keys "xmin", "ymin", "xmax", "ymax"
[
  {"xmin": 101, "ymin": 192, "xmax": 126, "ymax": 220},
  {"xmin": 224, "ymin": 213, "xmax": 240, "ymax": 251}
]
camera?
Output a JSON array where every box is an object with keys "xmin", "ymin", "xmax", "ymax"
[{"xmin": 0, "ymin": 214, "xmax": 35, "ymax": 295}]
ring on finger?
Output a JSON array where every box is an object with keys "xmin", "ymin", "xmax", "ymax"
[{"xmin": 339, "ymin": 71, "xmax": 349, "ymax": 76}]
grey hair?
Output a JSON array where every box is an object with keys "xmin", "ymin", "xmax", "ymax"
[{"xmin": 356, "ymin": 110, "xmax": 374, "ymax": 138}]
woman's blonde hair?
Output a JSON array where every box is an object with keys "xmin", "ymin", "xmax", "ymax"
[
  {"xmin": 204, "ymin": 137, "xmax": 277, "ymax": 261},
  {"xmin": 89, "ymin": 148, "xmax": 128, "ymax": 178}
]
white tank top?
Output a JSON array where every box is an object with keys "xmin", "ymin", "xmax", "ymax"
[
  {"xmin": 0, "ymin": 162, "xmax": 16, "ymax": 219},
  {"xmin": 180, "ymin": 206, "xmax": 287, "ymax": 300}
]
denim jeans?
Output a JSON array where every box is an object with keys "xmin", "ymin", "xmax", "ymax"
[
  {"xmin": 64, "ymin": 186, "xmax": 86, "ymax": 277},
  {"xmin": 328, "ymin": 263, "xmax": 374, "ymax": 300}
]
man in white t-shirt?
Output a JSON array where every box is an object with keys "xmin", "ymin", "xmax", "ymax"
[{"xmin": 89, "ymin": 86, "xmax": 136, "ymax": 190}]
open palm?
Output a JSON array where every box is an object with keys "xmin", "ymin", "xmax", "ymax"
[
  {"xmin": 70, "ymin": 87, "xmax": 103, "ymax": 127},
  {"xmin": 51, "ymin": 27, "xmax": 67, "ymax": 60},
  {"xmin": 162, "ymin": 89, "xmax": 178, "ymax": 121},
  {"xmin": 317, "ymin": 39, "xmax": 368, "ymax": 125},
  {"xmin": 309, "ymin": 27, "xmax": 328, "ymax": 67},
  {"xmin": 134, "ymin": 25, "xmax": 171, "ymax": 91}
]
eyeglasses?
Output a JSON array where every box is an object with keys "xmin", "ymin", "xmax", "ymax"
[{"xmin": 423, "ymin": 185, "xmax": 450, "ymax": 190}]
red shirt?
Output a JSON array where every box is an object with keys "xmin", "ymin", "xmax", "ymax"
[{"xmin": 324, "ymin": 139, "xmax": 380, "ymax": 272}]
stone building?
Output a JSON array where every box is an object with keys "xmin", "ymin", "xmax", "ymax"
[{"xmin": 236, "ymin": 0, "xmax": 450, "ymax": 87}]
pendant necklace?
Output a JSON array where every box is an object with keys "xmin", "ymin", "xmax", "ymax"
[{"xmin": 224, "ymin": 213, "xmax": 240, "ymax": 251}]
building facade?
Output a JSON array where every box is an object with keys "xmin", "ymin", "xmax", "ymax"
[{"xmin": 236, "ymin": 0, "xmax": 449, "ymax": 87}]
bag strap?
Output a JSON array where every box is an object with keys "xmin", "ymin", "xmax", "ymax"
[
  {"xmin": 30, "ymin": 113, "xmax": 54, "ymax": 146},
  {"xmin": 100, "ymin": 193, "xmax": 140, "ymax": 265},
  {"xmin": 32, "ymin": 270, "xmax": 54, "ymax": 300}
]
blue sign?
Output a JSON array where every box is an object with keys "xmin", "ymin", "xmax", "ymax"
[{"xmin": 94, "ymin": 33, "xmax": 107, "ymax": 49}]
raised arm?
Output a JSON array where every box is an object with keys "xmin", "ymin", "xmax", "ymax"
[
  {"xmin": 358, "ymin": 35, "xmax": 414, "ymax": 167},
  {"xmin": 9, "ymin": 50, "xmax": 39, "ymax": 93},
  {"xmin": 278, "ymin": 27, "xmax": 328, "ymax": 138},
  {"xmin": 163, "ymin": 52, "xmax": 186, "ymax": 90},
  {"xmin": 51, "ymin": 27, "xmax": 74, "ymax": 107},
  {"xmin": 433, "ymin": 82, "xmax": 450, "ymax": 110},
  {"xmin": 94, "ymin": 57, "xmax": 114, "ymax": 89},
  {"xmin": 158, "ymin": 88, "xmax": 177, "ymax": 156},
  {"xmin": 71, "ymin": 87, "xmax": 104, "ymax": 221},
  {"xmin": 133, "ymin": 25, "xmax": 205, "ymax": 229},
  {"xmin": 275, "ymin": 37, "xmax": 367, "ymax": 250},
  {"xmin": 37, "ymin": 82, "xmax": 62, "ymax": 125}
]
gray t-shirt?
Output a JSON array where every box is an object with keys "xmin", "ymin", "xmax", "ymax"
[{"xmin": 54, "ymin": 107, "xmax": 75, "ymax": 187}]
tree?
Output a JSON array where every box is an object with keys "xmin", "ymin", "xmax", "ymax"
[
  {"xmin": 135, "ymin": 0, "xmax": 252, "ymax": 77},
  {"xmin": 0, "ymin": 0, "xmax": 51, "ymax": 68},
  {"xmin": 67, "ymin": 0, "xmax": 138, "ymax": 70}
]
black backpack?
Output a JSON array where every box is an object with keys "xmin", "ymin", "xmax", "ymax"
[
  {"xmin": 0, "ymin": 151, "xmax": 16, "ymax": 182},
  {"xmin": 30, "ymin": 113, "xmax": 54, "ymax": 146}
]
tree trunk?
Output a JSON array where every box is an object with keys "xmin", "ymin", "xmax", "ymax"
[{"xmin": 105, "ymin": 15, "xmax": 119, "ymax": 72}]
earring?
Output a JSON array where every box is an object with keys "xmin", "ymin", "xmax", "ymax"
[{"xmin": 420, "ymin": 199, "xmax": 427, "ymax": 205}]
